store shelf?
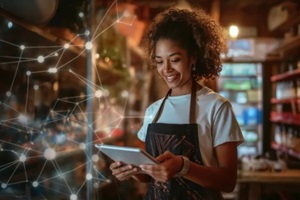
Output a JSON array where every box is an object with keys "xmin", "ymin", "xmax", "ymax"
[
  {"xmin": 271, "ymin": 68, "xmax": 300, "ymax": 82},
  {"xmin": 220, "ymin": 75, "xmax": 258, "ymax": 78},
  {"xmin": 271, "ymin": 14, "xmax": 300, "ymax": 35},
  {"xmin": 272, "ymin": 142, "xmax": 300, "ymax": 160},
  {"xmin": 271, "ymin": 97, "xmax": 300, "ymax": 104},
  {"xmin": 270, "ymin": 111, "xmax": 300, "ymax": 125}
]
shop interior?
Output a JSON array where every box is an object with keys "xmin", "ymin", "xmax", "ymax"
[{"xmin": 0, "ymin": 0, "xmax": 300, "ymax": 199}]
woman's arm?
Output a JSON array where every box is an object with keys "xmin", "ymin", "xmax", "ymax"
[
  {"xmin": 140, "ymin": 141, "xmax": 238, "ymax": 192},
  {"xmin": 185, "ymin": 141, "xmax": 238, "ymax": 192}
]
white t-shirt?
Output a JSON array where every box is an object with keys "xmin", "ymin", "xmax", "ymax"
[{"xmin": 137, "ymin": 86, "xmax": 244, "ymax": 167}]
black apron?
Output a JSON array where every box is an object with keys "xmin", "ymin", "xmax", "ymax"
[{"xmin": 144, "ymin": 82, "xmax": 223, "ymax": 200}]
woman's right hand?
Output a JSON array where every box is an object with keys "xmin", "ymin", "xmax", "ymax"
[{"xmin": 109, "ymin": 161, "xmax": 139, "ymax": 181}]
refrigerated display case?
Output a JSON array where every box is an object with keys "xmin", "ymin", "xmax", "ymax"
[{"xmin": 218, "ymin": 62, "xmax": 263, "ymax": 157}]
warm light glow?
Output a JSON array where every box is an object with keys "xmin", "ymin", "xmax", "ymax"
[
  {"xmin": 53, "ymin": 81, "xmax": 59, "ymax": 91},
  {"xmin": 229, "ymin": 25, "xmax": 239, "ymax": 38}
]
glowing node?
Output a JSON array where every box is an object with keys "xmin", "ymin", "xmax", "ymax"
[
  {"xmin": 6, "ymin": 91, "xmax": 11, "ymax": 97},
  {"xmin": 106, "ymin": 179, "xmax": 112, "ymax": 183},
  {"xmin": 1, "ymin": 183, "xmax": 7, "ymax": 189},
  {"xmin": 37, "ymin": 56, "xmax": 45, "ymax": 63},
  {"xmin": 69, "ymin": 69, "xmax": 73, "ymax": 72},
  {"xmin": 19, "ymin": 154, "xmax": 27, "ymax": 162},
  {"xmin": 20, "ymin": 45, "xmax": 25, "ymax": 50},
  {"xmin": 123, "ymin": 10, "xmax": 130, "ymax": 17},
  {"xmin": 95, "ymin": 53, "xmax": 100, "ymax": 59},
  {"xmin": 33, "ymin": 85, "xmax": 39, "ymax": 90},
  {"xmin": 43, "ymin": 148, "xmax": 56, "ymax": 160},
  {"xmin": 26, "ymin": 71, "xmax": 31, "ymax": 76},
  {"xmin": 103, "ymin": 89, "xmax": 110, "ymax": 97},
  {"xmin": 18, "ymin": 115, "xmax": 27, "ymax": 123},
  {"xmin": 64, "ymin": 43, "xmax": 70, "ymax": 49},
  {"xmin": 79, "ymin": 12, "xmax": 84, "ymax": 18},
  {"xmin": 121, "ymin": 90, "xmax": 129, "ymax": 98},
  {"xmin": 95, "ymin": 90, "xmax": 103, "ymax": 98},
  {"xmin": 79, "ymin": 143, "xmax": 86, "ymax": 150},
  {"xmin": 93, "ymin": 182, "xmax": 99, "ymax": 188},
  {"xmin": 85, "ymin": 41, "xmax": 93, "ymax": 50},
  {"xmin": 86, "ymin": 173, "xmax": 92, "ymax": 180},
  {"xmin": 104, "ymin": 57, "xmax": 110, "ymax": 62},
  {"xmin": 48, "ymin": 67, "xmax": 58, "ymax": 74},
  {"xmin": 92, "ymin": 154, "xmax": 99, "ymax": 162},
  {"xmin": 85, "ymin": 30, "xmax": 90, "ymax": 36},
  {"xmin": 70, "ymin": 194, "xmax": 77, "ymax": 200},
  {"xmin": 7, "ymin": 21, "xmax": 13, "ymax": 29},
  {"xmin": 32, "ymin": 181, "xmax": 38, "ymax": 187},
  {"xmin": 54, "ymin": 52, "xmax": 59, "ymax": 56}
]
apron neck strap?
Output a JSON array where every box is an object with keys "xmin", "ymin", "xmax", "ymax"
[{"xmin": 152, "ymin": 81, "xmax": 197, "ymax": 124}]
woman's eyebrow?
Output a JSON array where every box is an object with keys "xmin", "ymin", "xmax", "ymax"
[{"xmin": 154, "ymin": 52, "xmax": 182, "ymax": 58}]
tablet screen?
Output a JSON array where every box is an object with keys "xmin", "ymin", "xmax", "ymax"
[{"xmin": 95, "ymin": 144, "xmax": 158, "ymax": 166}]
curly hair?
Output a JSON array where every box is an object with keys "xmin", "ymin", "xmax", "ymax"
[{"xmin": 141, "ymin": 7, "xmax": 228, "ymax": 80}]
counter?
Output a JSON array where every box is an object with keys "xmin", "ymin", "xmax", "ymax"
[{"xmin": 237, "ymin": 169, "xmax": 300, "ymax": 200}]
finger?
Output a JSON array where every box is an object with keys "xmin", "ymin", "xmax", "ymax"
[
  {"xmin": 115, "ymin": 167, "xmax": 139, "ymax": 181},
  {"xmin": 109, "ymin": 161, "xmax": 122, "ymax": 170},
  {"xmin": 156, "ymin": 151, "xmax": 172, "ymax": 162}
]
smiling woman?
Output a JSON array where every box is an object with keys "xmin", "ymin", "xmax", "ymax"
[{"xmin": 109, "ymin": 6, "xmax": 244, "ymax": 200}]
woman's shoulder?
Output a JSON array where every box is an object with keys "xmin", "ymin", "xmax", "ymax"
[
  {"xmin": 198, "ymin": 86, "xmax": 229, "ymax": 103},
  {"xmin": 145, "ymin": 98, "xmax": 163, "ymax": 113}
]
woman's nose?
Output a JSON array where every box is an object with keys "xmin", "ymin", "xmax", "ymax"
[{"xmin": 163, "ymin": 61, "xmax": 172, "ymax": 72}]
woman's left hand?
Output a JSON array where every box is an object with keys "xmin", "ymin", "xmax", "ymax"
[{"xmin": 140, "ymin": 151, "xmax": 183, "ymax": 182}]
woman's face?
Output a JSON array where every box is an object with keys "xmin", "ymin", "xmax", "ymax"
[{"xmin": 154, "ymin": 39, "xmax": 195, "ymax": 95}]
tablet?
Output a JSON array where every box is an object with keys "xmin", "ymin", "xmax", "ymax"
[{"xmin": 95, "ymin": 144, "xmax": 158, "ymax": 167}]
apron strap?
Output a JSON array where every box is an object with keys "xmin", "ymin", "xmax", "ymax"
[
  {"xmin": 190, "ymin": 81, "xmax": 197, "ymax": 124},
  {"xmin": 152, "ymin": 81, "xmax": 197, "ymax": 124},
  {"xmin": 152, "ymin": 89, "xmax": 172, "ymax": 123}
]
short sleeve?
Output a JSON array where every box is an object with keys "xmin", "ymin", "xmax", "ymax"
[
  {"xmin": 212, "ymin": 101, "xmax": 244, "ymax": 147},
  {"xmin": 137, "ymin": 107, "xmax": 154, "ymax": 142}
]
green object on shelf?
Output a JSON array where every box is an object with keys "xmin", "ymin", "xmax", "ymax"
[{"xmin": 223, "ymin": 80, "xmax": 251, "ymax": 90}]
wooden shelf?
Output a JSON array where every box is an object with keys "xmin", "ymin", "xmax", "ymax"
[
  {"xmin": 271, "ymin": 97, "xmax": 300, "ymax": 104},
  {"xmin": 271, "ymin": 14, "xmax": 300, "ymax": 34},
  {"xmin": 220, "ymin": 75, "xmax": 258, "ymax": 78},
  {"xmin": 270, "ymin": 111, "xmax": 300, "ymax": 125},
  {"xmin": 271, "ymin": 35, "xmax": 300, "ymax": 59},
  {"xmin": 271, "ymin": 142, "xmax": 300, "ymax": 160},
  {"xmin": 271, "ymin": 68, "xmax": 300, "ymax": 82}
]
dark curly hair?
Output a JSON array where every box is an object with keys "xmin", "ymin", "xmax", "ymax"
[{"xmin": 141, "ymin": 7, "xmax": 228, "ymax": 81}]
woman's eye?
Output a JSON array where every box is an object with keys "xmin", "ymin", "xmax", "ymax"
[
  {"xmin": 171, "ymin": 59, "xmax": 180, "ymax": 63},
  {"xmin": 155, "ymin": 61, "xmax": 163, "ymax": 65}
]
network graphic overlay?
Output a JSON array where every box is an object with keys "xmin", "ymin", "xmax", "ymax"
[{"xmin": 0, "ymin": 1, "xmax": 145, "ymax": 199}]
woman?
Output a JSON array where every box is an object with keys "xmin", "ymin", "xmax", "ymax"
[{"xmin": 110, "ymin": 7, "xmax": 244, "ymax": 200}]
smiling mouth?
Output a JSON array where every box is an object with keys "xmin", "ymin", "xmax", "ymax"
[{"xmin": 165, "ymin": 74, "xmax": 178, "ymax": 82}]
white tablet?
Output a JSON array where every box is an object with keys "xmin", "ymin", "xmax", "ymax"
[{"xmin": 95, "ymin": 144, "xmax": 158, "ymax": 167}]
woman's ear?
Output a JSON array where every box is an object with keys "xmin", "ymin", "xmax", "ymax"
[{"xmin": 191, "ymin": 53, "xmax": 197, "ymax": 64}]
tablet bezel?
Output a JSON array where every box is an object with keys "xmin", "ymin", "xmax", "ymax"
[{"xmin": 95, "ymin": 144, "xmax": 158, "ymax": 166}]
